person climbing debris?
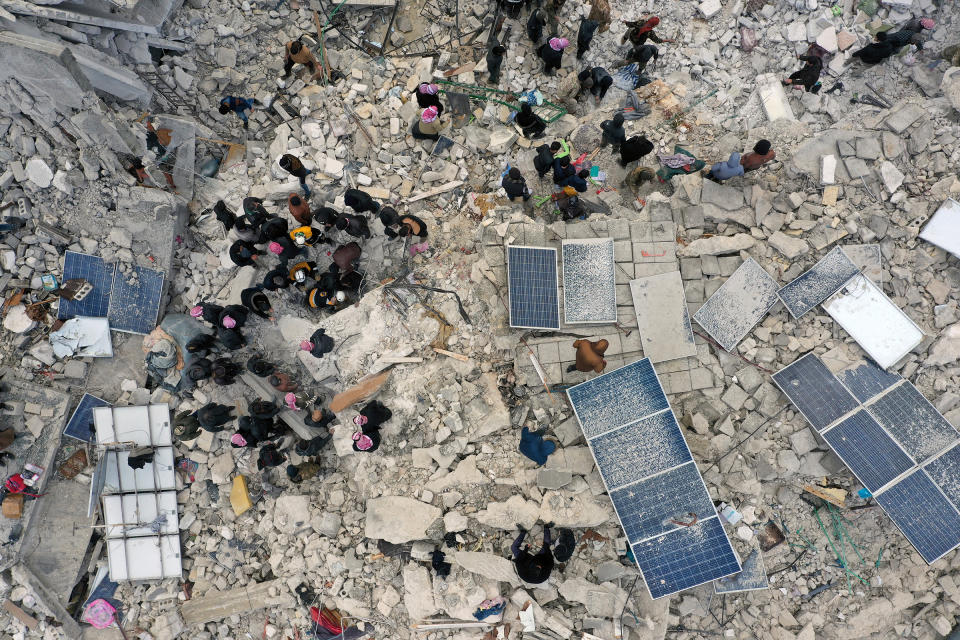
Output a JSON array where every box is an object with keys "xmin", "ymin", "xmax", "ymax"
[
  {"xmin": 576, "ymin": 18, "xmax": 599, "ymax": 59},
  {"xmin": 279, "ymin": 154, "xmax": 312, "ymax": 197},
  {"xmin": 511, "ymin": 523, "xmax": 555, "ymax": 584},
  {"xmin": 599, "ymin": 113, "xmax": 626, "ymax": 153},
  {"xmin": 219, "ymin": 96, "xmax": 254, "ymax": 129},
  {"xmin": 487, "ymin": 44, "xmax": 507, "ymax": 84},
  {"xmin": 567, "ymin": 339, "xmax": 609, "ymax": 373},
  {"xmin": 590, "ymin": 66, "xmax": 613, "ymax": 104},
  {"xmin": 782, "ymin": 53, "xmax": 823, "ymax": 92},
  {"xmin": 741, "ymin": 140, "xmax": 776, "ymax": 172},
  {"xmin": 622, "ymin": 16, "xmax": 672, "ymax": 47},
  {"xmin": 283, "ymin": 39, "xmax": 318, "ymax": 78}
]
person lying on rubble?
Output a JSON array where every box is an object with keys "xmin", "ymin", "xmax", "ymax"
[
  {"xmin": 851, "ymin": 32, "xmax": 897, "ymax": 65},
  {"xmin": 412, "ymin": 83, "xmax": 443, "ymax": 116},
  {"xmin": 885, "ymin": 17, "xmax": 934, "ymax": 52},
  {"xmin": 741, "ymin": 139, "xmax": 776, "ymax": 172},
  {"xmin": 705, "ymin": 152, "xmax": 745, "ymax": 183},
  {"xmin": 511, "ymin": 522, "xmax": 555, "ymax": 583},
  {"xmin": 190, "ymin": 302, "xmax": 224, "ymax": 326}
]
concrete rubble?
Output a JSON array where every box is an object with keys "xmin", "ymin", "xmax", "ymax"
[{"xmin": 0, "ymin": 0, "xmax": 959, "ymax": 639}]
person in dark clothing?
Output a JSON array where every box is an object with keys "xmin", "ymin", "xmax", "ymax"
[
  {"xmin": 262, "ymin": 266, "xmax": 291, "ymax": 291},
  {"xmin": 230, "ymin": 426, "xmax": 259, "ymax": 448},
  {"xmin": 268, "ymin": 236, "xmax": 304, "ymax": 262},
  {"xmin": 486, "ymin": 45, "xmax": 506, "ymax": 84},
  {"xmin": 270, "ymin": 372, "xmax": 299, "ymax": 393},
  {"xmin": 174, "ymin": 410, "xmax": 202, "ymax": 440},
  {"xmin": 527, "ymin": 9, "xmax": 546, "ymax": 44},
  {"xmin": 186, "ymin": 333, "xmax": 216, "ymax": 357},
  {"xmin": 286, "ymin": 459, "xmax": 322, "ymax": 483},
  {"xmin": 313, "ymin": 206, "xmax": 339, "ymax": 231},
  {"xmin": 511, "ymin": 524, "xmax": 554, "ymax": 584},
  {"xmin": 533, "ymin": 144, "xmax": 557, "ymax": 178},
  {"xmin": 599, "ymin": 113, "xmax": 626, "ymax": 152},
  {"xmin": 219, "ymin": 96, "xmax": 254, "ymax": 129},
  {"xmin": 217, "ymin": 327, "xmax": 245, "ymax": 350},
  {"xmin": 186, "ymin": 357, "xmax": 213, "ymax": 383},
  {"xmin": 503, "ymin": 167, "xmax": 532, "ymax": 201},
  {"xmin": 577, "ymin": 19, "xmax": 599, "ymax": 59},
  {"xmin": 851, "ymin": 32, "xmax": 897, "ymax": 65},
  {"xmin": 590, "ymin": 67, "xmax": 613, "ymax": 103},
  {"xmin": 515, "ymin": 103, "xmax": 547, "ymax": 139},
  {"xmin": 287, "ymin": 193, "xmax": 312, "ymax": 226},
  {"xmin": 333, "ymin": 242, "xmax": 362, "ymax": 274},
  {"xmin": 884, "ymin": 17, "xmax": 934, "ymax": 52},
  {"xmin": 351, "ymin": 422, "xmax": 382, "ymax": 452},
  {"xmin": 335, "ymin": 213, "xmax": 372, "ymax": 239},
  {"xmin": 378, "ymin": 206, "xmax": 400, "ymax": 230},
  {"xmin": 623, "ymin": 44, "xmax": 659, "ymax": 74},
  {"xmin": 278, "ymin": 153, "xmax": 312, "ymax": 197},
  {"xmin": 552, "ymin": 154, "xmax": 572, "ymax": 184},
  {"xmin": 229, "ymin": 240, "xmax": 261, "ymax": 267},
  {"xmin": 537, "ymin": 37, "xmax": 569, "ymax": 74},
  {"xmin": 212, "ymin": 358, "xmax": 240, "ymax": 385},
  {"xmin": 250, "ymin": 399, "xmax": 281, "ymax": 421},
  {"xmin": 246, "ymin": 355, "xmax": 276, "ymax": 377},
  {"xmin": 783, "ymin": 53, "xmax": 823, "ymax": 92},
  {"xmin": 214, "ymin": 200, "xmax": 239, "ymax": 231},
  {"xmin": 622, "ymin": 16, "xmax": 671, "ymax": 47},
  {"xmin": 358, "ymin": 400, "xmax": 392, "ymax": 428},
  {"xmin": 619, "ymin": 135, "xmax": 654, "ymax": 167},
  {"xmin": 191, "ymin": 302, "xmax": 224, "ymax": 326},
  {"xmin": 295, "ymin": 434, "xmax": 331, "ymax": 457},
  {"xmin": 257, "ymin": 443, "xmax": 287, "ymax": 470},
  {"xmin": 412, "ymin": 83, "xmax": 443, "ymax": 116},
  {"xmin": 503, "ymin": 0, "xmax": 524, "ymax": 19},
  {"xmin": 385, "ymin": 214, "xmax": 428, "ymax": 240},
  {"xmin": 258, "ymin": 216, "xmax": 289, "ymax": 243},
  {"xmin": 343, "ymin": 188, "xmax": 380, "ymax": 216},
  {"xmin": 240, "ymin": 287, "xmax": 274, "ymax": 320},
  {"xmin": 218, "ymin": 305, "xmax": 249, "ymax": 330},
  {"xmin": 197, "ymin": 403, "xmax": 235, "ymax": 430},
  {"xmin": 243, "ymin": 197, "xmax": 270, "ymax": 228},
  {"xmin": 304, "ymin": 403, "xmax": 337, "ymax": 429},
  {"xmin": 300, "ymin": 328, "xmax": 335, "ymax": 358},
  {"xmin": 561, "ymin": 169, "xmax": 591, "ymax": 192}
]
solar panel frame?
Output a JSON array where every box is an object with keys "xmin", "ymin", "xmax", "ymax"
[
  {"xmin": 108, "ymin": 263, "xmax": 165, "ymax": 334},
  {"xmin": 566, "ymin": 358, "xmax": 669, "ymax": 438},
  {"xmin": 714, "ymin": 547, "xmax": 769, "ymax": 594},
  {"xmin": 58, "ymin": 251, "xmax": 115, "ymax": 320},
  {"xmin": 590, "ymin": 410, "xmax": 691, "ymax": 490},
  {"xmin": 63, "ymin": 393, "xmax": 111, "ymax": 442},
  {"xmin": 507, "ymin": 245, "xmax": 561, "ymax": 330},
  {"xmin": 777, "ymin": 246, "xmax": 859, "ymax": 319},
  {"xmin": 821, "ymin": 409, "xmax": 915, "ymax": 494},
  {"xmin": 561, "ymin": 238, "xmax": 617, "ymax": 325},
  {"xmin": 835, "ymin": 359, "xmax": 901, "ymax": 403},
  {"xmin": 874, "ymin": 469, "xmax": 960, "ymax": 564},
  {"xmin": 924, "ymin": 442, "xmax": 960, "ymax": 512},
  {"xmin": 771, "ymin": 353, "xmax": 860, "ymax": 432}
]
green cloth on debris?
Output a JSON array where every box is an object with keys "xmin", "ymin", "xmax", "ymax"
[{"xmin": 656, "ymin": 144, "xmax": 706, "ymax": 182}]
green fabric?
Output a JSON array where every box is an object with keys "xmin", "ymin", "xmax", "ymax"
[{"xmin": 656, "ymin": 145, "xmax": 705, "ymax": 181}]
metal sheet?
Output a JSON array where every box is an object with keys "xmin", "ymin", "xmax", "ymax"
[
  {"xmin": 865, "ymin": 383, "xmax": 959, "ymax": 465},
  {"xmin": 567, "ymin": 358, "xmax": 669, "ymax": 439},
  {"xmin": 919, "ymin": 198, "xmax": 960, "ymax": 259},
  {"xmin": 693, "ymin": 258, "xmax": 780, "ymax": 352},
  {"xmin": 714, "ymin": 547, "xmax": 769, "ymax": 593},
  {"xmin": 630, "ymin": 271, "xmax": 697, "ymax": 362},
  {"xmin": 562, "ymin": 238, "xmax": 617, "ymax": 324},
  {"xmin": 63, "ymin": 393, "xmax": 110, "ymax": 442}
]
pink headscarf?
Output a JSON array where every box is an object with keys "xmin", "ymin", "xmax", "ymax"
[
  {"xmin": 222, "ymin": 315, "xmax": 236, "ymax": 329},
  {"xmin": 920, "ymin": 17, "xmax": 934, "ymax": 29},
  {"xmin": 190, "ymin": 305, "xmax": 203, "ymax": 318},
  {"xmin": 421, "ymin": 106, "xmax": 438, "ymax": 123},
  {"xmin": 353, "ymin": 414, "xmax": 368, "ymax": 427},
  {"xmin": 284, "ymin": 392, "xmax": 299, "ymax": 410},
  {"xmin": 352, "ymin": 431, "xmax": 373, "ymax": 450},
  {"xmin": 420, "ymin": 83, "xmax": 439, "ymax": 95},
  {"xmin": 268, "ymin": 241, "xmax": 283, "ymax": 255},
  {"xmin": 231, "ymin": 433, "xmax": 247, "ymax": 447},
  {"xmin": 300, "ymin": 340, "xmax": 314, "ymax": 351},
  {"xmin": 549, "ymin": 37, "xmax": 569, "ymax": 51}
]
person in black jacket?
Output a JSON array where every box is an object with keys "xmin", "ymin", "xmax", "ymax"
[
  {"xmin": 242, "ymin": 197, "xmax": 270, "ymax": 228},
  {"xmin": 313, "ymin": 206, "xmax": 339, "ymax": 231},
  {"xmin": 185, "ymin": 333, "xmax": 216, "ymax": 357},
  {"xmin": 185, "ymin": 357, "xmax": 213, "ymax": 383},
  {"xmin": 249, "ymin": 399, "xmax": 281, "ymax": 421},
  {"xmin": 300, "ymin": 328, "xmax": 335, "ymax": 358},
  {"xmin": 258, "ymin": 216, "xmax": 289, "ymax": 243},
  {"xmin": 343, "ymin": 188, "xmax": 380, "ymax": 215},
  {"xmin": 537, "ymin": 37, "xmax": 569, "ymax": 74},
  {"xmin": 217, "ymin": 327, "xmax": 245, "ymax": 350},
  {"xmin": 577, "ymin": 19, "xmax": 599, "ymax": 59},
  {"xmin": 559, "ymin": 168, "xmax": 590, "ymax": 192},
  {"xmin": 782, "ymin": 53, "xmax": 823, "ymax": 92},
  {"xmin": 599, "ymin": 113, "xmax": 625, "ymax": 152},
  {"xmin": 622, "ymin": 44, "xmax": 659, "ymax": 74},
  {"xmin": 590, "ymin": 67, "xmax": 613, "ymax": 103},
  {"xmin": 502, "ymin": 167, "xmax": 531, "ymax": 202},
  {"xmin": 240, "ymin": 287, "xmax": 273, "ymax": 320},
  {"xmin": 851, "ymin": 32, "xmax": 897, "ymax": 65},
  {"xmin": 619, "ymin": 135, "xmax": 654, "ymax": 167},
  {"xmin": 262, "ymin": 267, "xmax": 291, "ymax": 291},
  {"xmin": 246, "ymin": 355, "xmax": 275, "ymax": 377},
  {"xmin": 257, "ymin": 443, "xmax": 286, "ymax": 470},
  {"xmin": 515, "ymin": 103, "xmax": 547, "ymax": 139},
  {"xmin": 197, "ymin": 402, "xmax": 235, "ymax": 430},
  {"xmin": 278, "ymin": 153, "xmax": 312, "ymax": 197},
  {"xmin": 229, "ymin": 240, "xmax": 260, "ymax": 267},
  {"xmin": 511, "ymin": 523, "xmax": 555, "ymax": 584},
  {"xmin": 190, "ymin": 302, "xmax": 224, "ymax": 326},
  {"xmin": 552, "ymin": 154, "xmax": 572, "ymax": 184},
  {"xmin": 527, "ymin": 9, "xmax": 546, "ymax": 44},
  {"xmin": 218, "ymin": 305, "xmax": 249, "ymax": 330},
  {"xmin": 384, "ymin": 214, "xmax": 428, "ymax": 240},
  {"xmin": 212, "ymin": 358, "xmax": 240, "ymax": 385},
  {"xmin": 486, "ymin": 45, "xmax": 506, "ymax": 84},
  {"xmin": 335, "ymin": 213, "xmax": 372, "ymax": 239},
  {"xmin": 267, "ymin": 236, "xmax": 304, "ymax": 262}
]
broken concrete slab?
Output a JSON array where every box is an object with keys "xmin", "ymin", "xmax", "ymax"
[
  {"xmin": 180, "ymin": 579, "xmax": 293, "ymax": 626},
  {"xmin": 757, "ymin": 74, "xmax": 795, "ymax": 121},
  {"xmin": 453, "ymin": 551, "xmax": 521, "ymax": 586},
  {"xmin": 364, "ymin": 496, "xmax": 441, "ymax": 543},
  {"xmin": 678, "ymin": 233, "xmax": 756, "ymax": 257},
  {"xmin": 693, "ymin": 257, "xmax": 780, "ymax": 352},
  {"xmin": 629, "ymin": 271, "xmax": 698, "ymax": 363}
]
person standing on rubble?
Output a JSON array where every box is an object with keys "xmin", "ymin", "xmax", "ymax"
[
  {"xmin": 211, "ymin": 358, "xmax": 241, "ymax": 386},
  {"xmin": 588, "ymin": 0, "xmax": 611, "ymax": 33},
  {"xmin": 229, "ymin": 239, "xmax": 260, "ymax": 267},
  {"xmin": 486, "ymin": 45, "xmax": 507, "ymax": 84},
  {"xmin": 622, "ymin": 16, "xmax": 672, "ymax": 47},
  {"xmin": 283, "ymin": 39, "xmax": 319, "ymax": 79},
  {"xmin": 219, "ymin": 96, "xmax": 255, "ymax": 129},
  {"xmin": 537, "ymin": 37, "xmax": 569, "ymax": 75},
  {"xmin": 279, "ymin": 153, "xmax": 312, "ymax": 197},
  {"xmin": 288, "ymin": 193, "xmax": 312, "ymax": 225},
  {"xmin": 240, "ymin": 286, "xmax": 274, "ymax": 320},
  {"xmin": 349, "ymin": 401, "xmax": 392, "ymax": 453},
  {"xmin": 300, "ymin": 328, "xmax": 334, "ymax": 358},
  {"xmin": 268, "ymin": 236, "xmax": 305, "ymax": 262},
  {"xmin": 197, "ymin": 402, "xmax": 235, "ymax": 430},
  {"xmin": 599, "ymin": 113, "xmax": 626, "ymax": 153},
  {"xmin": 620, "ymin": 44, "xmax": 659, "ymax": 75},
  {"xmin": 511, "ymin": 523, "xmax": 555, "ymax": 584},
  {"xmin": 503, "ymin": 167, "xmax": 532, "ymax": 203},
  {"xmin": 384, "ymin": 212, "xmax": 429, "ymax": 242},
  {"xmin": 411, "ymin": 106, "xmax": 446, "ymax": 141},
  {"xmin": 258, "ymin": 215, "xmax": 289, "ymax": 243},
  {"xmin": 335, "ymin": 213, "xmax": 372, "ymax": 239},
  {"xmin": 782, "ymin": 52, "xmax": 823, "ymax": 92},
  {"xmin": 576, "ymin": 19, "xmax": 600, "ymax": 60},
  {"xmin": 526, "ymin": 9, "xmax": 546, "ymax": 44},
  {"xmin": 741, "ymin": 140, "xmax": 776, "ymax": 172}
]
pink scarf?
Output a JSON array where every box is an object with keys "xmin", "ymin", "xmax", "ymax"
[{"xmin": 352, "ymin": 431, "xmax": 373, "ymax": 450}]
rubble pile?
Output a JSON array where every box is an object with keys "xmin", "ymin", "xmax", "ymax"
[{"xmin": 0, "ymin": 0, "xmax": 960, "ymax": 639}]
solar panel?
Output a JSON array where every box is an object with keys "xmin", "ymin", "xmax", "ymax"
[
  {"xmin": 562, "ymin": 238, "xmax": 616, "ymax": 324},
  {"xmin": 507, "ymin": 246, "xmax": 560, "ymax": 330},
  {"xmin": 835, "ymin": 359, "xmax": 901, "ymax": 403},
  {"xmin": 693, "ymin": 258, "xmax": 780, "ymax": 352},
  {"xmin": 772, "ymin": 353, "xmax": 859, "ymax": 432},
  {"xmin": 109, "ymin": 264, "xmax": 164, "ymax": 334},
  {"xmin": 58, "ymin": 251, "xmax": 115, "ymax": 320},
  {"xmin": 63, "ymin": 393, "xmax": 111, "ymax": 442},
  {"xmin": 609, "ymin": 462, "xmax": 715, "ymax": 542},
  {"xmin": 822, "ymin": 410, "xmax": 914, "ymax": 494},
  {"xmin": 777, "ymin": 246, "xmax": 859, "ymax": 319},
  {"xmin": 714, "ymin": 547, "xmax": 769, "ymax": 594},
  {"xmin": 874, "ymin": 470, "xmax": 960, "ymax": 563},
  {"xmin": 631, "ymin": 517, "xmax": 741, "ymax": 599},
  {"xmin": 924, "ymin": 443, "xmax": 960, "ymax": 511},
  {"xmin": 567, "ymin": 358, "xmax": 668, "ymax": 439},
  {"xmin": 568, "ymin": 359, "xmax": 740, "ymax": 598},
  {"xmin": 866, "ymin": 383, "xmax": 960, "ymax": 464}
]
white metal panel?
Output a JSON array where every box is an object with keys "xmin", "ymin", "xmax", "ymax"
[
  {"xmin": 107, "ymin": 535, "xmax": 182, "ymax": 581},
  {"xmin": 103, "ymin": 447, "xmax": 176, "ymax": 494},
  {"xmin": 103, "ymin": 492, "xmax": 178, "ymax": 538},
  {"xmin": 919, "ymin": 199, "xmax": 960, "ymax": 259}
]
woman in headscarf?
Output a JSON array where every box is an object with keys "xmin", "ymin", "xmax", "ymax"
[
  {"xmin": 515, "ymin": 103, "xmax": 547, "ymax": 139},
  {"xmin": 537, "ymin": 37, "xmax": 569, "ymax": 74},
  {"xmin": 619, "ymin": 135, "xmax": 654, "ymax": 168},
  {"xmin": 411, "ymin": 106, "xmax": 445, "ymax": 141},
  {"xmin": 350, "ymin": 401, "xmax": 392, "ymax": 453},
  {"xmin": 412, "ymin": 83, "xmax": 443, "ymax": 116},
  {"xmin": 622, "ymin": 16, "xmax": 671, "ymax": 47},
  {"xmin": 851, "ymin": 31, "xmax": 897, "ymax": 65}
]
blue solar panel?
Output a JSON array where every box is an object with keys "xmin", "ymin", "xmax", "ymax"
[
  {"xmin": 567, "ymin": 359, "xmax": 669, "ymax": 439},
  {"xmin": 714, "ymin": 548, "xmax": 768, "ymax": 593},
  {"xmin": 109, "ymin": 264, "xmax": 164, "ymax": 334},
  {"xmin": 777, "ymin": 246, "xmax": 859, "ymax": 319},
  {"xmin": 822, "ymin": 410, "xmax": 914, "ymax": 493},
  {"xmin": 836, "ymin": 359, "xmax": 901, "ymax": 403},
  {"xmin": 925, "ymin": 444, "xmax": 960, "ymax": 511},
  {"xmin": 772, "ymin": 353, "xmax": 860, "ymax": 431},
  {"xmin": 866, "ymin": 383, "xmax": 959, "ymax": 464},
  {"xmin": 63, "ymin": 393, "xmax": 111, "ymax": 442},
  {"xmin": 507, "ymin": 246, "xmax": 560, "ymax": 329},
  {"xmin": 591, "ymin": 411, "xmax": 689, "ymax": 489},
  {"xmin": 875, "ymin": 470, "xmax": 960, "ymax": 563},
  {"xmin": 58, "ymin": 251, "xmax": 115, "ymax": 320},
  {"xmin": 609, "ymin": 462, "xmax": 715, "ymax": 543},
  {"xmin": 631, "ymin": 517, "xmax": 741, "ymax": 599}
]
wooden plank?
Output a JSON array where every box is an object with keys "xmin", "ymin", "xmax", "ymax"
[
  {"xmin": 3, "ymin": 599, "xmax": 39, "ymax": 629},
  {"xmin": 329, "ymin": 369, "xmax": 391, "ymax": 413},
  {"xmin": 433, "ymin": 348, "xmax": 469, "ymax": 362},
  {"xmin": 408, "ymin": 180, "xmax": 464, "ymax": 203}
]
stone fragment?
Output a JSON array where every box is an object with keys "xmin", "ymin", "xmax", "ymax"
[
  {"xmin": 489, "ymin": 128, "xmax": 518, "ymax": 154},
  {"xmin": 836, "ymin": 31, "xmax": 856, "ymax": 50},
  {"xmin": 403, "ymin": 564, "xmax": 439, "ymax": 619},
  {"xmin": 816, "ymin": 27, "xmax": 837, "ymax": 53},
  {"xmin": 3, "ymin": 306, "xmax": 36, "ymax": 333},
  {"xmin": 928, "ymin": 323, "xmax": 960, "ymax": 366},
  {"xmin": 821, "ymin": 154, "xmax": 836, "ymax": 184},
  {"xmin": 700, "ymin": 179, "xmax": 744, "ymax": 210},
  {"xmin": 769, "ymin": 232, "xmax": 810, "ymax": 259},
  {"xmin": 454, "ymin": 551, "xmax": 521, "ymax": 585},
  {"xmin": 425, "ymin": 455, "xmax": 490, "ymax": 491},
  {"xmin": 885, "ymin": 104, "xmax": 924, "ymax": 134},
  {"xmin": 678, "ymin": 233, "xmax": 755, "ymax": 257},
  {"xmin": 474, "ymin": 494, "xmax": 540, "ymax": 530},
  {"xmin": 25, "ymin": 158, "xmax": 53, "ymax": 188},
  {"xmin": 879, "ymin": 161, "xmax": 904, "ymax": 194},
  {"xmin": 274, "ymin": 495, "xmax": 311, "ymax": 533},
  {"xmin": 365, "ymin": 496, "xmax": 441, "ymax": 543},
  {"xmin": 698, "ymin": 0, "xmax": 722, "ymax": 19}
]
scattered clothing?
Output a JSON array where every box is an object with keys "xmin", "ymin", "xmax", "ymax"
[
  {"xmin": 656, "ymin": 144, "xmax": 706, "ymax": 181},
  {"xmin": 431, "ymin": 549, "xmax": 452, "ymax": 578}
]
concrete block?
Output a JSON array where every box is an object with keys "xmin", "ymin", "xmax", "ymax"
[
  {"xmin": 821, "ymin": 154, "xmax": 836, "ymax": 185},
  {"xmin": 699, "ymin": 0, "xmax": 722, "ymax": 18},
  {"xmin": 757, "ymin": 74, "xmax": 795, "ymax": 122}
]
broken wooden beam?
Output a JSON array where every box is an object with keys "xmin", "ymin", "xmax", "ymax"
[
  {"xmin": 433, "ymin": 348, "xmax": 469, "ymax": 362},
  {"xmin": 408, "ymin": 181, "xmax": 464, "ymax": 203}
]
